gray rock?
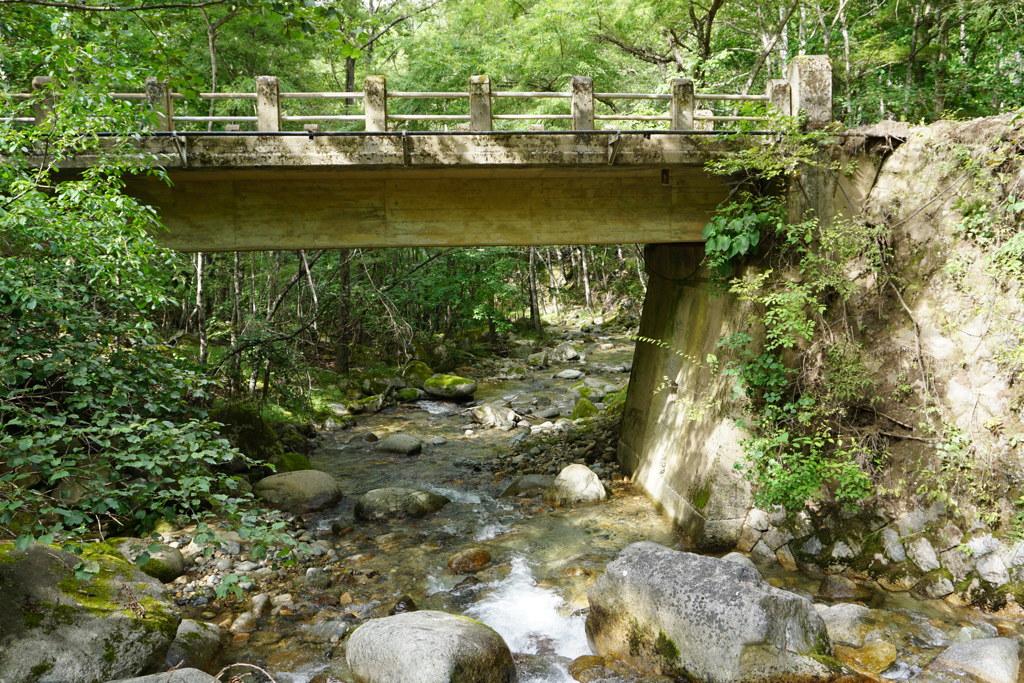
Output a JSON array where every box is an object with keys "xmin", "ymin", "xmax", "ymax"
[
  {"xmin": 552, "ymin": 342, "xmax": 581, "ymax": 361},
  {"xmin": 720, "ymin": 552, "xmax": 758, "ymax": 572},
  {"xmin": 555, "ymin": 369, "xmax": 584, "ymax": 380},
  {"xmin": 977, "ymin": 554, "xmax": 1010, "ymax": 586},
  {"xmin": 527, "ymin": 351, "xmax": 549, "ymax": 367},
  {"xmin": 542, "ymin": 464, "xmax": 607, "ymax": 506},
  {"xmin": 895, "ymin": 503, "xmax": 943, "ymax": 535},
  {"xmin": 907, "ymin": 537, "xmax": 940, "ymax": 572},
  {"xmin": 376, "ymin": 433, "xmax": 423, "ymax": 455},
  {"xmin": 472, "ymin": 403, "xmax": 516, "ymax": 429},
  {"xmin": 882, "ymin": 527, "xmax": 906, "ymax": 562},
  {"xmin": 586, "ymin": 542, "xmax": 835, "ymax": 682},
  {"xmin": 535, "ymin": 406, "xmax": 560, "ymax": 419},
  {"xmin": 815, "ymin": 602, "xmax": 872, "ymax": 647},
  {"xmin": 831, "ymin": 541, "xmax": 856, "ymax": 560},
  {"xmin": 354, "ymin": 487, "xmax": 450, "ymax": 521},
  {"xmin": 107, "ymin": 669, "xmax": 217, "ymax": 683},
  {"xmin": 921, "ymin": 637, "xmax": 1019, "ymax": 683},
  {"xmin": 761, "ymin": 528, "xmax": 794, "ymax": 551},
  {"xmin": 701, "ymin": 519, "xmax": 744, "ymax": 549},
  {"xmin": 423, "ymin": 374, "xmax": 477, "ymax": 399},
  {"xmin": 115, "ymin": 539, "xmax": 185, "ymax": 583},
  {"xmin": 933, "ymin": 521, "xmax": 964, "ymax": 551},
  {"xmin": 917, "ymin": 575, "xmax": 955, "ymax": 599},
  {"xmin": 500, "ymin": 474, "xmax": 554, "ymax": 497},
  {"xmin": 800, "ymin": 536, "xmax": 823, "ymax": 556},
  {"xmin": 941, "ymin": 547, "xmax": 974, "ymax": 582},
  {"xmin": 745, "ymin": 508, "xmax": 770, "ymax": 532},
  {"xmin": 1002, "ymin": 541, "xmax": 1024, "ymax": 567},
  {"xmin": 0, "ymin": 543, "xmax": 180, "ymax": 682},
  {"xmin": 966, "ymin": 533, "xmax": 1002, "ymax": 558},
  {"xmin": 164, "ymin": 619, "xmax": 227, "ymax": 673},
  {"xmin": 346, "ymin": 610, "xmax": 515, "ymax": 683},
  {"xmin": 253, "ymin": 470, "xmax": 343, "ymax": 514}
]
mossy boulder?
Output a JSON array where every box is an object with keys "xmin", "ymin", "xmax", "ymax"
[
  {"xmin": 401, "ymin": 360, "xmax": 434, "ymax": 389},
  {"xmin": 209, "ymin": 402, "xmax": 284, "ymax": 464},
  {"xmin": 395, "ymin": 387, "xmax": 427, "ymax": 402},
  {"xmin": 571, "ymin": 398, "xmax": 599, "ymax": 420},
  {"xmin": 0, "ymin": 542, "xmax": 180, "ymax": 682},
  {"xmin": 253, "ymin": 470, "xmax": 343, "ymax": 514},
  {"xmin": 115, "ymin": 539, "xmax": 186, "ymax": 584},
  {"xmin": 423, "ymin": 374, "xmax": 477, "ymax": 400},
  {"xmin": 346, "ymin": 610, "xmax": 515, "ymax": 683},
  {"xmin": 273, "ymin": 452, "xmax": 312, "ymax": 473},
  {"xmin": 354, "ymin": 487, "xmax": 450, "ymax": 521}
]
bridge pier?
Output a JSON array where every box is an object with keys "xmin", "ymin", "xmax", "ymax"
[{"xmin": 618, "ymin": 243, "xmax": 755, "ymax": 548}]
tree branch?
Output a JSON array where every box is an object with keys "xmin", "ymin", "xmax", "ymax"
[{"xmin": 0, "ymin": 0, "xmax": 234, "ymax": 10}]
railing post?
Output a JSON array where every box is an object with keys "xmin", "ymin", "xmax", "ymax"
[
  {"xmin": 670, "ymin": 78, "xmax": 695, "ymax": 130},
  {"xmin": 31, "ymin": 76, "xmax": 53, "ymax": 127},
  {"xmin": 767, "ymin": 79, "xmax": 792, "ymax": 117},
  {"xmin": 145, "ymin": 77, "xmax": 175, "ymax": 132},
  {"xmin": 787, "ymin": 55, "xmax": 832, "ymax": 128},
  {"xmin": 468, "ymin": 75, "xmax": 492, "ymax": 131},
  {"xmin": 364, "ymin": 76, "xmax": 388, "ymax": 132},
  {"xmin": 256, "ymin": 75, "xmax": 281, "ymax": 132},
  {"xmin": 571, "ymin": 76, "xmax": 594, "ymax": 130},
  {"xmin": 695, "ymin": 109, "xmax": 714, "ymax": 131}
]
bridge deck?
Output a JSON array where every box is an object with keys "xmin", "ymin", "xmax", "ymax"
[{"xmin": 104, "ymin": 132, "xmax": 733, "ymax": 251}]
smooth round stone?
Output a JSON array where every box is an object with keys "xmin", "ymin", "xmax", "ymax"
[{"xmin": 447, "ymin": 548, "xmax": 492, "ymax": 573}]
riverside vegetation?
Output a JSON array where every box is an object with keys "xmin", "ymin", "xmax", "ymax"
[{"xmin": 8, "ymin": 0, "xmax": 1024, "ymax": 681}]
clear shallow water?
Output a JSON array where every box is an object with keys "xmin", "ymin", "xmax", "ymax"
[{"xmin": 194, "ymin": 336, "xmax": 1017, "ymax": 682}]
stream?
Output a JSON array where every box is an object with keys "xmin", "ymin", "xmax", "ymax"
[{"xmin": 180, "ymin": 330, "xmax": 1018, "ymax": 682}]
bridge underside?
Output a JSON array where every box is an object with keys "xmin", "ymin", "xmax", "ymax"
[{"xmin": 126, "ymin": 166, "xmax": 729, "ymax": 252}]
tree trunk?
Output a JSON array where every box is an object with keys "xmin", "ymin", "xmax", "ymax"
[
  {"xmin": 334, "ymin": 249, "xmax": 352, "ymax": 373},
  {"xmin": 528, "ymin": 246, "xmax": 543, "ymax": 337},
  {"xmin": 195, "ymin": 252, "xmax": 208, "ymax": 365},
  {"xmin": 579, "ymin": 246, "xmax": 593, "ymax": 309}
]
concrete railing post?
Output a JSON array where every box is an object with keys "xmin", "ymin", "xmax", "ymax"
[
  {"xmin": 364, "ymin": 76, "xmax": 388, "ymax": 132},
  {"xmin": 256, "ymin": 75, "xmax": 281, "ymax": 132},
  {"xmin": 767, "ymin": 79, "xmax": 792, "ymax": 117},
  {"xmin": 145, "ymin": 77, "xmax": 174, "ymax": 132},
  {"xmin": 571, "ymin": 76, "xmax": 594, "ymax": 130},
  {"xmin": 31, "ymin": 76, "xmax": 53, "ymax": 127},
  {"xmin": 787, "ymin": 55, "xmax": 832, "ymax": 128},
  {"xmin": 695, "ymin": 109, "xmax": 714, "ymax": 131},
  {"xmin": 670, "ymin": 78, "xmax": 695, "ymax": 130},
  {"xmin": 468, "ymin": 75, "xmax": 492, "ymax": 131}
]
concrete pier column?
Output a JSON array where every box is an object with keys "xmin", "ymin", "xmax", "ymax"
[
  {"xmin": 145, "ymin": 77, "xmax": 174, "ymax": 132},
  {"xmin": 571, "ymin": 76, "xmax": 594, "ymax": 130},
  {"xmin": 787, "ymin": 55, "xmax": 832, "ymax": 128},
  {"xmin": 670, "ymin": 78, "xmax": 695, "ymax": 130},
  {"xmin": 767, "ymin": 79, "xmax": 792, "ymax": 117},
  {"xmin": 468, "ymin": 75, "xmax": 492, "ymax": 131},
  {"xmin": 618, "ymin": 243, "xmax": 753, "ymax": 547},
  {"xmin": 694, "ymin": 109, "xmax": 714, "ymax": 131},
  {"xmin": 31, "ymin": 76, "xmax": 52, "ymax": 127},
  {"xmin": 256, "ymin": 76, "xmax": 281, "ymax": 132},
  {"xmin": 364, "ymin": 76, "xmax": 388, "ymax": 132}
]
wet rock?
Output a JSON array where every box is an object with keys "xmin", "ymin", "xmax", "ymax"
[
  {"xmin": 354, "ymin": 487, "xmax": 450, "ymax": 521},
  {"xmin": 882, "ymin": 527, "xmax": 906, "ymax": 562},
  {"xmin": 305, "ymin": 567, "xmax": 332, "ymax": 590},
  {"xmin": 916, "ymin": 572, "xmax": 955, "ymax": 599},
  {"xmin": 568, "ymin": 654, "xmax": 617, "ymax": 682},
  {"xmin": 376, "ymin": 433, "xmax": 423, "ymax": 455},
  {"xmin": 922, "ymin": 637, "xmax": 1020, "ymax": 683},
  {"xmin": 816, "ymin": 603, "xmax": 872, "ymax": 647},
  {"xmin": 448, "ymin": 548, "xmax": 492, "ymax": 573},
  {"xmin": 450, "ymin": 576, "xmax": 482, "ymax": 597},
  {"xmin": 720, "ymin": 552, "xmax": 758, "ymax": 572},
  {"xmin": 389, "ymin": 596, "xmax": 418, "ymax": 615},
  {"xmin": 472, "ymin": 403, "xmax": 516, "ymax": 429},
  {"xmin": 423, "ymin": 374, "xmax": 477, "ymax": 399},
  {"xmin": 834, "ymin": 641, "xmax": 897, "ymax": 675},
  {"xmin": 535, "ymin": 406, "xmax": 560, "ymax": 419},
  {"xmin": 543, "ymin": 464, "xmax": 607, "ymax": 506},
  {"xmin": 500, "ymin": 474, "xmax": 554, "ymax": 497},
  {"xmin": 817, "ymin": 575, "xmax": 872, "ymax": 602},
  {"xmin": 164, "ymin": 619, "xmax": 228, "ymax": 673},
  {"xmin": 776, "ymin": 546, "xmax": 798, "ymax": 572},
  {"xmin": 0, "ymin": 543, "xmax": 180, "ymax": 682},
  {"xmin": 253, "ymin": 470, "xmax": 343, "ymax": 514},
  {"xmin": 230, "ymin": 612, "xmax": 257, "ymax": 633},
  {"xmin": 586, "ymin": 542, "xmax": 835, "ymax": 682},
  {"xmin": 346, "ymin": 610, "xmax": 516, "ymax": 683}
]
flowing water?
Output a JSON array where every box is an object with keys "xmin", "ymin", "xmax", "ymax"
[{"xmin": 190, "ymin": 332, "xmax": 1016, "ymax": 682}]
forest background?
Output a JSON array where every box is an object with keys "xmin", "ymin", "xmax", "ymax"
[{"xmin": 2, "ymin": 0, "xmax": 1024, "ymax": 548}]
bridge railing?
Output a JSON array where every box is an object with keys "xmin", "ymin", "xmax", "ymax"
[{"xmin": 9, "ymin": 56, "xmax": 831, "ymax": 133}]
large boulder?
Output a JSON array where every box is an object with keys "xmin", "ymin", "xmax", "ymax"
[
  {"xmin": 423, "ymin": 374, "xmax": 477, "ymax": 399},
  {"xmin": 376, "ymin": 433, "xmax": 423, "ymax": 455},
  {"xmin": 920, "ymin": 637, "xmax": 1019, "ymax": 683},
  {"xmin": 543, "ymin": 464, "xmax": 607, "ymax": 506},
  {"xmin": 0, "ymin": 543, "xmax": 181, "ymax": 682},
  {"xmin": 401, "ymin": 360, "xmax": 434, "ymax": 389},
  {"xmin": 346, "ymin": 610, "xmax": 516, "ymax": 683},
  {"xmin": 115, "ymin": 539, "xmax": 185, "ymax": 583},
  {"xmin": 354, "ymin": 487, "xmax": 450, "ymax": 521},
  {"xmin": 586, "ymin": 542, "xmax": 836, "ymax": 682},
  {"xmin": 109, "ymin": 669, "xmax": 216, "ymax": 683},
  {"xmin": 253, "ymin": 470, "xmax": 343, "ymax": 514}
]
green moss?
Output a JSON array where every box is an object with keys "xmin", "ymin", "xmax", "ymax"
[
  {"xmin": 28, "ymin": 661, "xmax": 53, "ymax": 679},
  {"xmin": 687, "ymin": 479, "xmax": 713, "ymax": 512},
  {"xmin": 395, "ymin": 387, "xmax": 422, "ymax": 402},
  {"xmin": 274, "ymin": 452, "xmax": 312, "ymax": 472},
  {"xmin": 401, "ymin": 360, "xmax": 434, "ymax": 388},
  {"xmin": 426, "ymin": 374, "xmax": 473, "ymax": 388},
  {"xmin": 209, "ymin": 402, "xmax": 284, "ymax": 463},
  {"xmin": 572, "ymin": 398, "xmax": 599, "ymax": 420},
  {"xmin": 656, "ymin": 630, "xmax": 680, "ymax": 662}
]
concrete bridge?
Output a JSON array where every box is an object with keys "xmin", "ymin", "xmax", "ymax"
[
  {"xmin": 19, "ymin": 57, "xmax": 833, "ymax": 252},
  {"xmin": 14, "ymin": 56, "xmax": 877, "ymax": 548}
]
